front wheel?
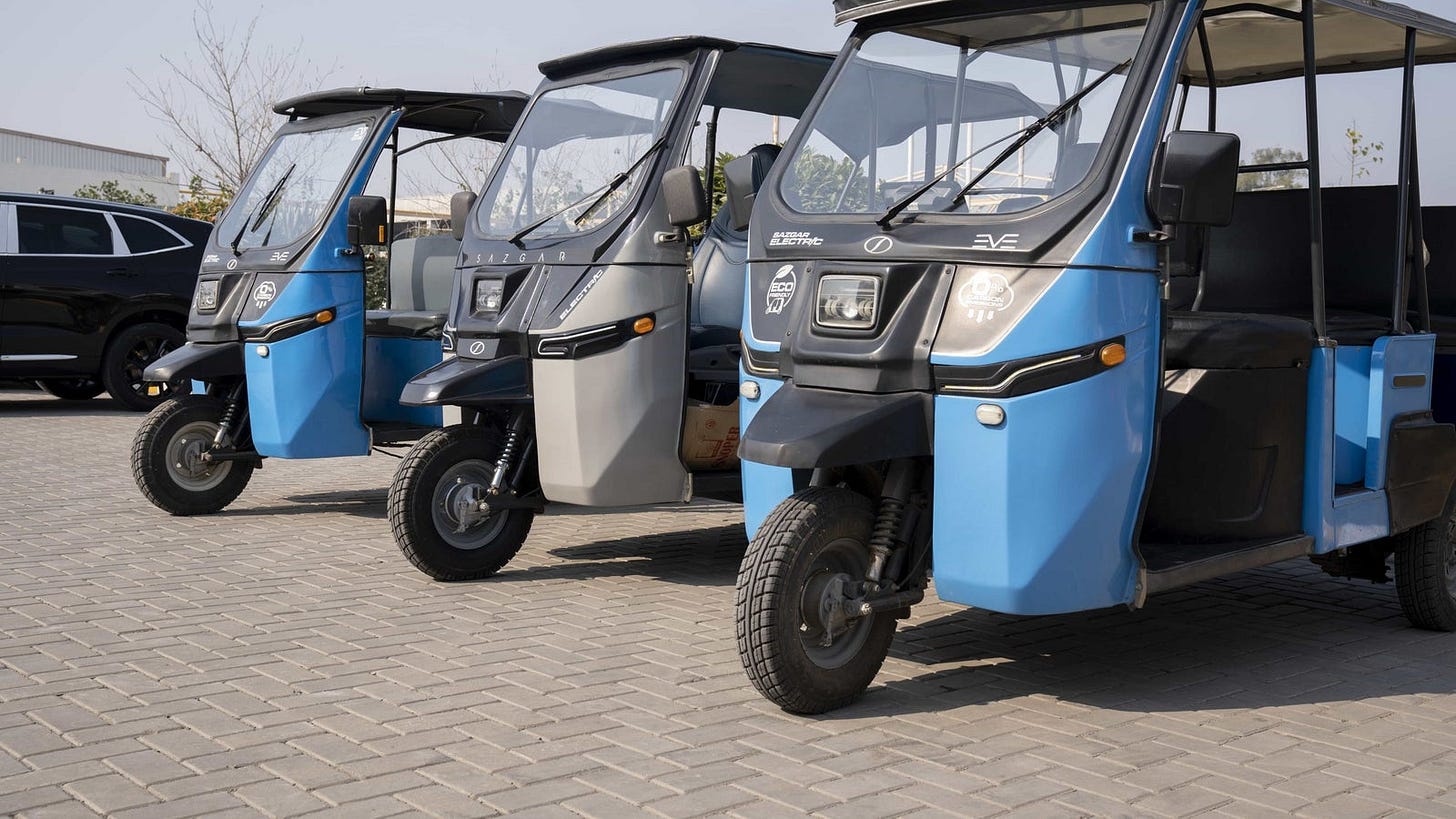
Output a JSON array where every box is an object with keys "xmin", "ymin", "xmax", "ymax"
[
  {"xmin": 1393, "ymin": 493, "xmax": 1456, "ymax": 632},
  {"xmin": 735, "ymin": 487, "xmax": 897, "ymax": 714},
  {"xmin": 388, "ymin": 424, "xmax": 535, "ymax": 581},
  {"xmin": 131, "ymin": 394, "xmax": 254, "ymax": 515}
]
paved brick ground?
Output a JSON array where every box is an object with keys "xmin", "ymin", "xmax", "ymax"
[{"xmin": 1, "ymin": 387, "xmax": 1455, "ymax": 817}]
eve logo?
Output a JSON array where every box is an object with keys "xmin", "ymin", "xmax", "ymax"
[{"xmin": 972, "ymin": 234, "xmax": 1020, "ymax": 251}]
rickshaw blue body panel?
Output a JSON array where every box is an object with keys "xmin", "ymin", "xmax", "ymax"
[
  {"xmin": 243, "ymin": 271, "xmax": 370, "ymax": 459},
  {"xmin": 740, "ymin": 365, "xmax": 793, "ymax": 540},
  {"xmin": 931, "ymin": 276, "xmax": 1160, "ymax": 615},
  {"xmin": 362, "ymin": 337, "xmax": 446, "ymax": 428}
]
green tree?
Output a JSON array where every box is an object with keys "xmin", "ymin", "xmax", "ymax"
[
  {"xmin": 170, "ymin": 175, "xmax": 232, "ymax": 223},
  {"xmin": 788, "ymin": 146, "xmax": 870, "ymax": 212},
  {"xmin": 74, "ymin": 179, "xmax": 159, "ymax": 208},
  {"xmin": 1237, "ymin": 146, "xmax": 1308, "ymax": 192}
]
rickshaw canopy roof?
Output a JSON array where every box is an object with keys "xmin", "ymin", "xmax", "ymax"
[
  {"xmin": 540, "ymin": 37, "xmax": 833, "ymax": 118},
  {"xmin": 832, "ymin": 0, "xmax": 1456, "ymax": 85},
  {"xmin": 273, "ymin": 88, "xmax": 528, "ymax": 137}
]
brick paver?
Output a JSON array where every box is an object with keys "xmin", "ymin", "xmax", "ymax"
[{"xmin": 2, "ymin": 387, "xmax": 1456, "ymax": 817}]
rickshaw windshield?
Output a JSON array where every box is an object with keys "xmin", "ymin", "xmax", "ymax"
[
  {"xmin": 218, "ymin": 119, "xmax": 375, "ymax": 253},
  {"xmin": 780, "ymin": 3, "xmax": 1151, "ymax": 217},
  {"xmin": 476, "ymin": 68, "xmax": 684, "ymax": 239}
]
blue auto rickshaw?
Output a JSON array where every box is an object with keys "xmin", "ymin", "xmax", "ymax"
[
  {"xmin": 732, "ymin": 0, "xmax": 1456, "ymax": 713},
  {"xmin": 131, "ymin": 88, "xmax": 525, "ymax": 515}
]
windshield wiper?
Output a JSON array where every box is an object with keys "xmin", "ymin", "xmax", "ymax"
[
  {"xmin": 875, "ymin": 59, "xmax": 1131, "ymax": 227},
  {"xmin": 229, "ymin": 163, "xmax": 296, "ymax": 255},
  {"xmin": 508, "ymin": 136, "xmax": 668, "ymax": 246}
]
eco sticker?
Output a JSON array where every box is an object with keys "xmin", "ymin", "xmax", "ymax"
[
  {"xmin": 958, "ymin": 271, "xmax": 1014, "ymax": 324},
  {"xmin": 252, "ymin": 281, "xmax": 277, "ymax": 311},
  {"xmin": 766, "ymin": 265, "xmax": 797, "ymax": 315}
]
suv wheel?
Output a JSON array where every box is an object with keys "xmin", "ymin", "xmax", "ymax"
[{"xmin": 101, "ymin": 322, "xmax": 189, "ymax": 411}]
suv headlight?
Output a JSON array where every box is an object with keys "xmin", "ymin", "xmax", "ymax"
[
  {"xmin": 815, "ymin": 275, "xmax": 879, "ymax": 330},
  {"xmin": 474, "ymin": 280, "xmax": 504, "ymax": 316},
  {"xmin": 195, "ymin": 280, "xmax": 219, "ymax": 313}
]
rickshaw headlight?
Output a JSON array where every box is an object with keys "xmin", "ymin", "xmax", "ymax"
[
  {"xmin": 195, "ymin": 280, "xmax": 219, "ymax": 313},
  {"xmin": 474, "ymin": 280, "xmax": 504, "ymax": 316},
  {"xmin": 815, "ymin": 275, "xmax": 879, "ymax": 330}
]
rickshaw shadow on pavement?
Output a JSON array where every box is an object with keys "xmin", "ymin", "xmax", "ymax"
[
  {"xmin": 476, "ymin": 523, "xmax": 749, "ymax": 588},
  {"xmin": 216, "ymin": 489, "xmax": 389, "ymax": 520},
  {"xmin": 824, "ymin": 561, "xmax": 1456, "ymax": 718}
]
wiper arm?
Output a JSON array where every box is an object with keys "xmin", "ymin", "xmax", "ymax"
[
  {"xmin": 229, "ymin": 164, "xmax": 296, "ymax": 255},
  {"xmin": 875, "ymin": 59, "xmax": 1130, "ymax": 228},
  {"xmin": 508, "ymin": 136, "xmax": 668, "ymax": 246},
  {"xmin": 940, "ymin": 59, "xmax": 1131, "ymax": 214}
]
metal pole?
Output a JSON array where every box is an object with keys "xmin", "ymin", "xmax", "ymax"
[
  {"xmin": 1198, "ymin": 20, "xmax": 1217, "ymax": 130},
  {"xmin": 1392, "ymin": 27, "xmax": 1417, "ymax": 334},
  {"xmin": 1302, "ymin": 0, "xmax": 1328, "ymax": 342}
]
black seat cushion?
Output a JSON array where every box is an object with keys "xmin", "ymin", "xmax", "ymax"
[
  {"xmin": 1166, "ymin": 311, "xmax": 1313, "ymax": 370},
  {"xmin": 365, "ymin": 310, "xmax": 445, "ymax": 339}
]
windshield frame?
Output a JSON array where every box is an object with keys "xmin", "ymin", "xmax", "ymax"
[
  {"xmin": 470, "ymin": 60, "xmax": 694, "ymax": 243},
  {"xmin": 211, "ymin": 109, "xmax": 384, "ymax": 258},
  {"xmin": 768, "ymin": 1, "xmax": 1164, "ymax": 229}
]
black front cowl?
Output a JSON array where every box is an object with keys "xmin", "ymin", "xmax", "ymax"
[
  {"xmin": 186, "ymin": 271, "xmax": 253, "ymax": 343},
  {"xmin": 762, "ymin": 260, "xmax": 954, "ymax": 394}
]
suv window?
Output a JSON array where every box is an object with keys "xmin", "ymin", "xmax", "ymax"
[
  {"xmin": 17, "ymin": 206, "xmax": 114, "ymax": 255},
  {"xmin": 116, "ymin": 215, "xmax": 185, "ymax": 254}
]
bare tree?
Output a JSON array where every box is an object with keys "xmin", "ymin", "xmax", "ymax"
[{"xmin": 129, "ymin": 2, "xmax": 333, "ymax": 195}]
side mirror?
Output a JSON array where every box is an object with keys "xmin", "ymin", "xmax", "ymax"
[
  {"xmin": 450, "ymin": 190, "xmax": 476, "ymax": 242},
  {"xmin": 662, "ymin": 166, "xmax": 708, "ymax": 228},
  {"xmin": 1150, "ymin": 131, "xmax": 1241, "ymax": 227},
  {"xmin": 722, "ymin": 154, "xmax": 758, "ymax": 232},
  {"xmin": 346, "ymin": 195, "xmax": 389, "ymax": 246}
]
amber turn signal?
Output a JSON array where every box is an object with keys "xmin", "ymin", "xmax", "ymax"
[
  {"xmin": 316, "ymin": 309, "xmax": 335, "ymax": 325},
  {"xmin": 633, "ymin": 316, "xmax": 655, "ymax": 335},
  {"xmin": 1099, "ymin": 342, "xmax": 1126, "ymax": 367}
]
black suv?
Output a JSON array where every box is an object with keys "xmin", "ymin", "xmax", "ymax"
[{"xmin": 0, "ymin": 193, "xmax": 211, "ymax": 410}]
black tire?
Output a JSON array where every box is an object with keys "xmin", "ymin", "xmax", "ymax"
[
  {"xmin": 37, "ymin": 378, "xmax": 104, "ymax": 401},
  {"xmin": 388, "ymin": 424, "xmax": 535, "ymax": 581},
  {"xmin": 1393, "ymin": 493, "xmax": 1456, "ymax": 632},
  {"xmin": 131, "ymin": 394, "xmax": 254, "ymax": 515},
  {"xmin": 735, "ymin": 486, "xmax": 898, "ymax": 714},
  {"xmin": 102, "ymin": 322, "xmax": 190, "ymax": 412}
]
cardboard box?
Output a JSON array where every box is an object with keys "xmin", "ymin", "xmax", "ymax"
[{"xmin": 682, "ymin": 400, "xmax": 740, "ymax": 471}]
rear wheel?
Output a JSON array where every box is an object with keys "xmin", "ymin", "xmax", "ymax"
[
  {"xmin": 131, "ymin": 394, "xmax": 254, "ymax": 515},
  {"xmin": 37, "ymin": 378, "xmax": 104, "ymax": 401},
  {"xmin": 102, "ymin": 322, "xmax": 189, "ymax": 411},
  {"xmin": 1393, "ymin": 493, "xmax": 1456, "ymax": 632},
  {"xmin": 388, "ymin": 424, "xmax": 535, "ymax": 581},
  {"xmin": 736, "ymin": 487, "xmax": 897, "ymax": 714}
]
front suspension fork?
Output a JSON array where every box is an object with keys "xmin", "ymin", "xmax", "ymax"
[{"xmin": 861, "ymin": 460, "xmax": 929, "ymax": 615}]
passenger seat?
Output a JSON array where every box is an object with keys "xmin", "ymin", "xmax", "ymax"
[{"xmin": 365, "ymin": 234, "xmax": 461, "ymax": 339}]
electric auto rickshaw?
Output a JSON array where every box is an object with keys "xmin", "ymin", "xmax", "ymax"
[
  {"xmin": 385, "ymin": 38, "xmax": 831, "ymax": 580},
  {"xmin": 733, "ymin": 0, "xmax": 1456, "ymax": 713},
  {"xmin": 131, "ymin": 88, "xmax": 526, "ymax": 515}
]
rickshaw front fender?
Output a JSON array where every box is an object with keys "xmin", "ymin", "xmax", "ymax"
[
  {"xmin": 400, "ymin": 354, "xmax": 531, "ymax": 407},
  {"xmin": 144, "ymin": 341, "xmax": 244, "ymax": 383},
  {"xmin": 739, "ymin": 383, "xmax": 933, "ymax": 469}
]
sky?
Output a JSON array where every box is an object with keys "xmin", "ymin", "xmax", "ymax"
[{"xmin": 3, "ymin": 0, "xmax": 1455, "ymax": 197}]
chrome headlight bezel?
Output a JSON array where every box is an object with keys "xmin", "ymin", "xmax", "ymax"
[{"xmin": 815, "ymin": 274, "xmax": 880, "ymax": 331}]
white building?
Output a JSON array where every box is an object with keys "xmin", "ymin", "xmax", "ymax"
[{"xmin": 0, "ymin": 128, "xmax": 179, "ymax": 208}]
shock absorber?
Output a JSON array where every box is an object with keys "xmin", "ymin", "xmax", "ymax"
[
  {"xmin": 864, "ymin": 460, "xmax": 918, "ymax": 591},
  {"xmin": 865, "ymin": 496, "xmax": 905, "ymax": 589},
  {"xmin": 488, "ymin": 411, "xmax": 529, "ymax": 495},
  {"xmin": 212, "ymin": 383, "xmax": 246, "ymax": 448}
]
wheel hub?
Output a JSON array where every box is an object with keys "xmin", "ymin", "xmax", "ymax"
[
  {"xmin": 164, "ymin": 420, "xmax": 231, "ymax": 492},
  {"xmin": 801, "ymin": 570, "xmax": 864, "ymax": 648},
  {"xmin": 443, "ymin": 477, "xmax": 493, "ymax": 534}
]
